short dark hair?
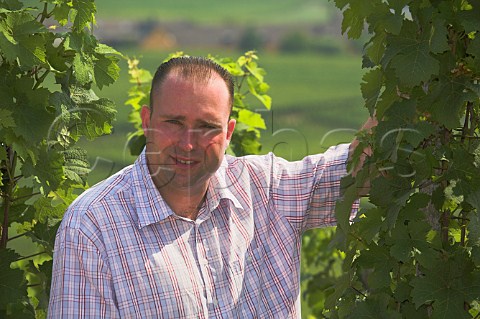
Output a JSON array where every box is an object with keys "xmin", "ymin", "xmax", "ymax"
[{"xmin": 149, "ymin": 56, "xmax": 234, "ymax": 112}]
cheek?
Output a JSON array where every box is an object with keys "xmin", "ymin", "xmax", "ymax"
[
  {"xmin": 203, "ymin": 136, "xmax": 227, "ymax": 155},
  {"xmin": 154, "ymin": 123, "xmax": 181, "ymax": 139}
]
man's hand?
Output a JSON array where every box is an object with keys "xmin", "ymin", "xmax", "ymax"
[{"xmin": 349, "ymin": 116, "xmax": 378, "ymax": 196}]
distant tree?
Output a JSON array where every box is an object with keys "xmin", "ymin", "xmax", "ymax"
[
  {"xmin": 238, "ymin": 27, "xmax": 265, "ymax": 52},
  {"xmin": 279, "ymin": 31, "xmax": 310, "ymax": 53}
]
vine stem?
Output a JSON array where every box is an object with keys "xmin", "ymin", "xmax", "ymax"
[
  {"xmin": 7, "ymin": 232, "xmax": 30, "ymax": 242},
  {"xmin": 460, "ymin": 210, "xmax": 467, "ymax": 247},
  {"xmin": 39, "ymin": 3, "xmax": 49, "ymax": 23},
  {"xmin": 16, "ymin": 251, "xmax": 47, "ymax": 261},
  {"xmin": 1, "ymin": 147, "xmax": 17, "ymax": 249},
  {"xmin": 440, "ymin": 129, "xmax": 451, "ymax": 245},
  {"xmin": 461, "ymin": 102, "xmax": 472, "ymax": 143},
  {"xmin": 33, "ymin": 69, "xmax": 50, "ymax": 90}
]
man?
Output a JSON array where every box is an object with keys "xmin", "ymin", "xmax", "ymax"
[{"xmin": 48, "ymin": 56, "xmax": 367, "ymax": 318}]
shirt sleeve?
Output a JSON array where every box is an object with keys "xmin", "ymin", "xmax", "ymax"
[
  {"xmin": 270, "ymin": 143, "xmax": 359, "ymax": 232},
  {"xmin": 48, "ymin": 221, "xmax": 120, "ymax": 318}
]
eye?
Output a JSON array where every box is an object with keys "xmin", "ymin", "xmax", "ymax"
[
  {"xmin": 202, "ymin": 124, "xmax": 219, "ymax": 130},
  {"xmin": 165, "ymin": 119, "xmax": 182, "ymax": 126}
]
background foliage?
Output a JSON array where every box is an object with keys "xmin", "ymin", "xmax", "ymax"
[{"xmin": 310, "ymin": 0, "xmax": 480, "ymax": 318}]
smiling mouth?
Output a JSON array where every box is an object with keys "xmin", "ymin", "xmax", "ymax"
[{"xmin": 177, "ymin": 158, "xmax": 195, "ymax": 165}]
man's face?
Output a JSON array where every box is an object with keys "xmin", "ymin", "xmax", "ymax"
[{"xmin": 141, "ymin": 72, "xmax": 236, "ymax": 193}]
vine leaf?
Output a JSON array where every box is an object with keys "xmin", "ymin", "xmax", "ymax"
[
  {"xmin": 93, "ymin": 54, "xmax": 121, "ymax": 89},
  {"xmin": 427, "ymin": 77, "xmax": 474, "ymax": 129},
  {"xmin": 237, "ymin": 109, "xmax": 266, "ymax": 130},
  {"xmin": 361, "ymin": 67, "xmax": 383, "ymax": 114},
  {"xmin": 411, "ymin": 254, "xmax": 480, "ymax": 319},
  {"xmin": 0, "ymin": 11, "xmax": 47, "ymax": 67},
  {"xmin": 467, "ymin": 211, "xmax": 480, "ymax": 247},
  {"xmin": 72, "ymin": 0, "xmax": 96, "ymax": 32},
  {"xmin": 9, "ymin": 79, "xmax": 52, "ymax": 145},
  {"xmin": 429, "ymin": 17, "xmax": 449, "ymax": 54},
  {"xmin": 0, "ymin": 249, "xmax": 27, "ymax": 306},
  {"xmin": 63, "ymin": 147, "xmax": 90, "ymax": 185},
  {"xmin": 0, "ymin": 108, "xmax": 15, "ymax": 128},
  {"xmin": 390, "ymin": 41, "xmax": 439, "ymax": 87},
  {"xmin": 21, "ymin": 145, "xmax": 65, "ymax": 193}
]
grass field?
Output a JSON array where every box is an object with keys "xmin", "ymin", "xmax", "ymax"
[{"xmin": 95, "ymin": 0, "xmax": 336, "ymax": 25}]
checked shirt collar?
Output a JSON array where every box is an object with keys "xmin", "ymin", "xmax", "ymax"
[{"xmin": 132, "ymin": 149, "xmax": 243, "ymax": 229}]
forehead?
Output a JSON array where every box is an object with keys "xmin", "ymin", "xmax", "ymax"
[{"xmin": 152, "ymin": 73, "xmax": 231, "ymax": 118}]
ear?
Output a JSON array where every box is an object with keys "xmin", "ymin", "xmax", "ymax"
[
  {"xmin": 140, "ymin": 106, "xmax": 151, "ymax": 136},
  {"xmin": 226, "ymin": 118, "xmax": 236, "ymax": 142}
]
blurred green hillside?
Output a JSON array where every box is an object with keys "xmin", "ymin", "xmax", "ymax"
[{"xmin": 95, "ymin": 0, "xmax": 334, "ymax": 25}]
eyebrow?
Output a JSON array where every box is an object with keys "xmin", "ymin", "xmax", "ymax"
[{"xmin": 160, "ymin": 114, "xmax": 223, "ymax": 128}]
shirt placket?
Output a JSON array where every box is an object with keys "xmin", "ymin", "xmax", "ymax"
[{"xmin": 194, "ymin": 217, "xmax": 222, "ymax": 316}]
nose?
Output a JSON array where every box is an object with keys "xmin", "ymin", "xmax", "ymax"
[{"xmin": 177, "ymin": 128, "xmax": 197, "ymax": 152}]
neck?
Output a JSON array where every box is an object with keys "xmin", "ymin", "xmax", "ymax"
[{"xmin": 159, "ymin": 185, "xmax": 208, "ymax": 220}]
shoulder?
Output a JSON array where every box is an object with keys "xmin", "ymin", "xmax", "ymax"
[{"xmin": 61, "ymin": 164, "xmax": 135, "ymax": 230}]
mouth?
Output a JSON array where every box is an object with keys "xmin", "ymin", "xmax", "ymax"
[
  {"xmin": 177, "ymin": 158, "xmax": 195, "ymax": 165},
  {"xmin": 173, "ymin": 156, "xmax": 199, "ymax": 166}
]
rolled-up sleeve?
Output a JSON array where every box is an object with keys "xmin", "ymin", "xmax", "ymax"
[{"xmin": 269, "ymin": 143, "xmax": 359, "ymax": 232}]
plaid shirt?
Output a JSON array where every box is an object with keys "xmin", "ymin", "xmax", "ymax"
[{"xmin": 48, "ymin": 143, "xmax": 357, "ymax": 318}]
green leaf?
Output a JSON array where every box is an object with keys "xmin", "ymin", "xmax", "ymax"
[
  {"xmin": 357, "ymin": 244, "xmax": 395, "ymax": 290},
  {"xmin": 0, "ymin": 249, "xmax": 28, "ymax": 306},
  {"xmin": 429, "ymin": 16, "xmax": 449, "ymax": 54},
  {"xmin": 29, "ymin": 219, "xmax": 61, "ymax": 253},
  {"xmin": 237, "ymin": 109, "xmax": 266, "ymax": 130},
  {"xmin": 63, "ymin": 147, "xmax": 90, "ymax": 185},
  {"xmin": 33, "ymin": 196, "xmax": 67, "ymax": 224},
  {"xmin": 51, "ymin": 2, "xmax": 71, "ymax": 26},
  {"xmin": 342, "ymin": 7, "xmax": 365, "ymax": 39},
  {"xmin": 38, "ymin": 259, "xmax": 53, "ymax": 297},
  {"xmin": 6, "ymin": 77, "xmax": 52, "ymax": 144},
  {"xmin": 361, "ymin": 67, "xmax": 383, "ymax": 114},
  {"xmin": 324, "ymin": 273, "xmax": 352, "ymax": 309},
  {"xmin": 245, "ymin": 61, "xmax": 265, "ymax": 82},
  {"xmin": 425, "ymin": 77, "xmax": 473, "ymax": 129},
  {"xmin": 459, "ymin": 5, "xmax": 480, "ymax": 33},
  {"xmin": 72, "ymin": 0, "xmax": 96, "ymax": 31},
  {"xmin": 246, "ymin": 74, "xmax": 271, "ymax": 109},
  {"xmin": 334, "ymin": 174, "xmax": 358, "ymax": 232},
  {"xmin": 0, "ymin": 11, "xmax": 47, "ymax": 67},
  {"xmin": 94, "ymin": 43, "xmax": 123, "ymax": 56},
  {"xmin": 93, "ymin": 53, "xmax": 120, "ymax": 89},
  {"xmin": 21, "ymin": 145, "xmax": 65, "ymax": 193},
  {"xmin": 73, "ymin": 53, "xmax": 94, "ymax": 85},
  {"xmin": 69, "ymin": 87, "xmax": 117, "ymax": 139},
  {"xmin": 0, "ymin": 108, "xmax": 15, "ymax": 128},
  {"xmin": 0, "ymin": 0, "xmax": 22, "ymax": 10},
  {"xmin": 467, "ymin": 211, "xmax": 480, "ymax": 247},
  {"xmin": 365, "ymin": 33, "xmax": 386, "ymax": 65},
  {"xmin": 390, "ymin": 41, "xmax": 439, "ymax": 87},
  {"xmin": 355, "ymin": 207, "xmax": 383, "ymax": 244},
  {"xmin": 411, "ymin": 253, "xmax": 480, "ymax": 319},
  {"xmin": 467, "ymin": 36, "xmax": 480, "ymax": 73},
  {"xmin": 348, "ymin": 296, "xmax": 402, "ymax": 319}
]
